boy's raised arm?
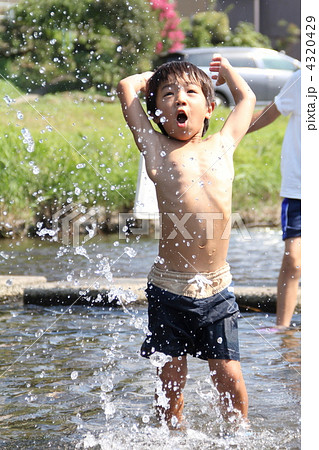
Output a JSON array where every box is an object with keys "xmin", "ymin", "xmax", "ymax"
[
  {"xmin": 210, "ymin": 56, "xmax": 256, "ymax": 146},
  {"xmin": 117, "ymin": 72, "xmax": 155, "ymax": 151}
]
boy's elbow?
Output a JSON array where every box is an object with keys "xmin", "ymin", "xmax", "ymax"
[
  {"xmin": 252, "ymin": 92, "xmax": 256, "ymax": 104},
  {"xmin": 245, "ymin": 90, "xmax": 256, "ymax": 112},
  {"xmin": 247, "ymin": 89, "xmax": 256, "ymax": 105},
  {"xmin": 117, "ymin": 80, "xmax": 125, "ymax": 96}
]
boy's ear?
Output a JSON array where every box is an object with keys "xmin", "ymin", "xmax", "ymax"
[{"xmin": 205, "ymin": 102, "xmax": 215, "ymax": 119}]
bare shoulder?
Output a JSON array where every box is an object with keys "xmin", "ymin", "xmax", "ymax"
[
  {"xmin": 201, "ymin": 131, "xmax": 224, "ymax": 151},
  {"xmin": 201, "ymin": 131, "xmax": 235, "ymax": 166}
]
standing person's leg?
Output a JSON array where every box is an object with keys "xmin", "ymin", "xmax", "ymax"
[
  {"xmin": 276, "ymin": 236, "xmax": 301, "ymax": 327},
  {"xmin": 155, "ymin": 355, "xmax": 188, "ymax": 427},
  {"xmin": 208, "ymin": 359, "xmax": 248, "ymax": 420},
  {"xmin": 277, "ymin": 198, "xmax": 301, "ymax": 328}
]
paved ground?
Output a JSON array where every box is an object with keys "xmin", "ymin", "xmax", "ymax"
[{"xmin": 0, "ymin": 275, "xmax": 301, "ymax": 314}]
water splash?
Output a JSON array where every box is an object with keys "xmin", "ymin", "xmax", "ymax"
[
  {"xmin": 149, "ymin": 352, "xmax": 172, "ymax": 369},
  {"xmin": 71, "ymin": 371, "xmax": 79, "ymax": 380},
  {"xmin": 124, "ymin": 246, "xmax": 137, "ymax": 258},
  {"xmin": 74, "ymin": 246, "xmax": 91, "ymax": 260},
  {"xmin": 21, "ymin": 127, "xmax": 35, "ymax": 153},
  {"xmin": 3, "ymin": 95, "xmax": 14, "ymax": 106},
  {"xmin": 108, "ymin": 286, "xmax": 137, "ymax": 307}
]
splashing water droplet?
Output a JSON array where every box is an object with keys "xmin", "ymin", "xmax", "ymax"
[
  {"xmin": 71, "ymin": 371, "xmax": 78, "ymax": 380},
  {"xmin": 35, "ymin": 329, "xmax": 44, "ymax": 338},
  {"xmin": 142, "ymin": 414, "xmax": 150, "ymax": 423},
  {"xmin": 101, "ymin": 378, "xmax": 113, "ymax": 392},
  {"xmin": 149, "ymin": 352, "xmax": 172, "ymax": 368},
  {"xmin": 134, "ymin": 317, "xmax": 144, "ymax": 329},
  {"xmin": 74, "ymin": 246, "xmax": 90, "ymax": 260},
  {"xmin": 124, "ymin": 247, "xmax": 136, "ymax": 258},
  {"xmin": 21, "ymin": 128, "xmax": 35, "ymax": 153},
  {"xmin": 3, "ymin": 95, "xmax": 14, "ymax": 106},
  {"xmin": 154, "ymin": 256, "xmax": 165, "ymax": 265}
]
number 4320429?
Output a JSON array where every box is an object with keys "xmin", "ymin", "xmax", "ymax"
[{"xmin": 306, "ymin": 16, "xmax": 316, "ymax": 71}]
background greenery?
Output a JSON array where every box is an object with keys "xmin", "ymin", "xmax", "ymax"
[
  {"xmin": 181, "ymin": 12, "xmax": 272, "ymax": 49},
  {"xmin": 0, "ymin": 0, "xmax": 287, "ymax": 96},
  {"xmin": 0, "ymin": 0, "xmax": 293, "ymax": 235},
  {"xmin": 0, "ymin": 0, "xmax": 161, "ymax": 94},
  {"xmin": 0, "ymin": 79, "xmax": 286, "ymax": 234}
]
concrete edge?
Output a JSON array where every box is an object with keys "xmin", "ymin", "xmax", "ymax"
[{"xmin": 0, "ymin": 275, "xmax": 301, "ymax": 314}]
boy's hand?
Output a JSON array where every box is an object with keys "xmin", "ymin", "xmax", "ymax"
[
  {"xmin": 139, "ymin": 71, "xmax": 154, "ymax": 93},
  {"xmin": 209, "ymin": 55, "xmax": 230, "ymax": 86},
  {"xmin": 208, "ymin": 53, "xmax": 256, "ymax": 145}
]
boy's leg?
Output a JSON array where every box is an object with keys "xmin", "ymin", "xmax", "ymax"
[
  {"xmin": 276, "ymin": 237, "xmax": 301, "ymax": 328},
  {"xmin": 208, "ymin": 359, "xmax": 248, "ymax": 420},
  {"xmin": 156, "ymin": 355, "xmax": 187, "ymax": 426}
]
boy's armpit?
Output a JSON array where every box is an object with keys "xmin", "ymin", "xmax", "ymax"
[{"xmin": 219, "ymin": 133, "xmax": 236, "ymax": 156}]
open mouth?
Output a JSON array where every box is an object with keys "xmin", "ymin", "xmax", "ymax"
[{"xmin": 177, "ymin": 112, "xmax": 187, "ymax": 124}]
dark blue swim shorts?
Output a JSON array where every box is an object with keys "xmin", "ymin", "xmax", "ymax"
[
  {"xmin": 141, "ymin": 283, "xmax": 240, "ymax": 361},
  {"xmin": 281, "ymin": 198, "xmax": 301, "ymax": 241}
]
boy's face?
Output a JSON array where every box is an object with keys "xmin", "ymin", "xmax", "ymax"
[{"xmin": 154, "ymin": 76, "xmax": 214, "ymax": 140}]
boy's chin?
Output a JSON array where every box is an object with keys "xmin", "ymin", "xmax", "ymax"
[{"xmin": 170, "ymin": 130, "xmax": 201, "ymax": 141}]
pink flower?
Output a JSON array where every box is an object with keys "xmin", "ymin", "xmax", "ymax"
[
  {"xmin": 156, "ymin": 41, "xmax": 163, "ymax": 53},
  {"xmin": 149, "ymin": 0, "xmax": 185, "ymax": 54}
]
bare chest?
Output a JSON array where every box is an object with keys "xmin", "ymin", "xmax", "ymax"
[{"xmin": 154, "ymin": 146, "xmax": 233, "ymax": 206}]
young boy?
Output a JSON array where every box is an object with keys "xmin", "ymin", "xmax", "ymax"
[{"xmin": 117, "ymin": 56, "xmax": 255, "ymax": 427}]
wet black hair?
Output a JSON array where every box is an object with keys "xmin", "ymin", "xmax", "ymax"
[{"xmin": 146, "ymin": 61, "xmax": 215, "ymax": 137}]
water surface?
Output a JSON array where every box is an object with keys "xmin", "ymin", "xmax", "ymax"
[
  {"xmin": 1, "ymin": 227, "xmax": 284, "ymax": 286},
  {"xmin": 0, "ymin": 303, "xmax": 300, "ymax": 449},
  {"xmin": 0, "ymin": 227, "xmax": 301, "ymax": 448}
]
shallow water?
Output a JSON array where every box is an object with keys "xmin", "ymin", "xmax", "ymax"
[
  {"xmin": 0, "ymin": 302, "xmax": 300, "ymax": 449},
  {"xmin": 0, "ymin": 227, "xmax": 284, "ymax": 286},
  {"xmin": 0, "ymin": 228, "xmax": 300, "ymax": 448}
]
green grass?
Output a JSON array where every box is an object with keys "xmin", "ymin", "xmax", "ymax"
[
  {"xmin": 0, "ymin": 86, "xmax": 138, "ymax": 223},
  {"xmin": 0, "ymin": 80, "xmax": 287, "ymax": 228},
  {"xmin": 207, "ymin": 106, "xmax": 286, "ymax": 221},
  {"xmin": 232, "ymin": 113, "xmax": 285, "ymax": 219}
]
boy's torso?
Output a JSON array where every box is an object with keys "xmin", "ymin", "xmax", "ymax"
[{"xmin": 144, "ymin": 132, "xmax": 235, "ymax": 273}]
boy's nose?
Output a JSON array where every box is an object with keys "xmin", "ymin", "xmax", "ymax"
[{"xmin": 176, "ymin": 93, "xmax": 187, "ymax": 105}]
